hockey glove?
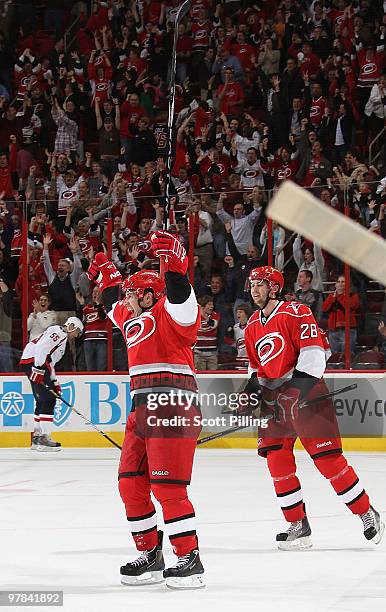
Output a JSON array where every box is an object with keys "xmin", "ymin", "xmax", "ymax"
[
  {"xmin": 275, "ymin": 387, "xmax": 301, "ymax": 422},
  {"xmin": 30, "ymin": 367, "xmax": 45, "ymax": 384},
  {"xmin": 86, "ymin": 252, "xmax": 122, "ymax": 291},
  {"xmin": 235, "ymin": 375, "xmax": 262, "ymax": 417},
  {"xmin": 151, "ymin": 230, "xmax": 188, "ymax": 275},
  {"xmin": 52, "ymin": 380, "xmax": 61, "ymax": 396}
]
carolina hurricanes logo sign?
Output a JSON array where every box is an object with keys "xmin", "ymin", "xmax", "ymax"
[
  {"xmin": 244, "ymin": 170, "xmax": 258, "ymax": 178},
  {"xmin": 123, "ymin": 313, "xmax": 156, "ymax": 348},
  {"xmin": 256, "ymin": 332, "xmax": 285, "ymax": 366}
]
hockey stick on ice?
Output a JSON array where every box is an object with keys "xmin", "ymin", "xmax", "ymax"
[
  {"xmin": 197, "ymin": 383, "xmax": 358, "ymax": 446},
  {"xmin": 45, "ymin": 386, "xmax": 123, "ymax": 450}
]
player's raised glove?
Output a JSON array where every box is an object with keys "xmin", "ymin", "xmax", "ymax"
[
  {"xmin": 275, "ymin": 387, "xmax": 301, "ymax": 421},
  {"xmin": 86, "ymin": 252, "xmax": 122, "ymax": 291},
  {"xmin": 151, "ymin": 230, "xmax": 188, "ymax": 275},
  {"xmin": 30, "ymin": 367, "xmax": 45, "ymax": 384}
]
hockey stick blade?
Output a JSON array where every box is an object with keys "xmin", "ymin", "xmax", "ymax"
[
  {"xmin": 45, "ymin": 385, "xmax": 122, "ymax": 450},
  {"xmin": 267, "ymin": 181, "xmax": 386, "ymax": 285}
]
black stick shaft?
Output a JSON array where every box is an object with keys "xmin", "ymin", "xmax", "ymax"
[
  {"xmin": 196, "ymin": 383, "xmax": 358, "ymax": 446},
  {"xmin": 45, "ymin": 386, "xmax": 122, "ymax": 450}
]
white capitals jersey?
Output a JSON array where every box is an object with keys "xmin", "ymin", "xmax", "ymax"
[
  {"xmin": 20, "ymin": 325, "xmax": 68, "ymax": 379},
  {"xmin": 233, "ymin": 322, "xmax": 247, "ymax": 360}
]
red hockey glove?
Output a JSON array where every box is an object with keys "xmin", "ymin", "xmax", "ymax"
[
  {"xmin": 52, "ymin": 380, "xmax": 61, "ymax": 396},
  {"xmin": 275, "ymin": 387, "xmax": 301, "ymax": 422},
  {"xmin": 30, "ymin": 367, "xmax": 45, "ymax": 384},
  {"xmin": 150, "ymin": 230, "xmax": 188, "ymax": 275},
  {"xmin": 86, "ymin": 252, "xmax": 122, "ymax": 291}
]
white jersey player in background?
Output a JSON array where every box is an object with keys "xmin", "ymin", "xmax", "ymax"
[{"xmin": 19, "ymin": 317, "xmax": 83, "ymax": 451}]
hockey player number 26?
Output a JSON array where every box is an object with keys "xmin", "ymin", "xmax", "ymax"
[{"xmin": 300, "ymin": 323, "xmax": 318, "ymax": 339}]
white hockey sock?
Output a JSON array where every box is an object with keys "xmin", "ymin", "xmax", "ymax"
[
  {"xmin": 34, "ymin": 417, "xmax": 41, "ymax": 435},
  {"xmin": 39, "ymin": 416, "xmax": 54, "ymax": 435}
]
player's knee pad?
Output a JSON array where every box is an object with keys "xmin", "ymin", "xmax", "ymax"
[
  {"xmin": 313, "ymin": 451, "xmax": 346, "ymax": 480},
  {"xmin": 267, "ymin": 448, "xmax": 297, "ymax": 479},
  {"xmin": 118, "ymin": 474, "xmax": 150, "ymax": 507},
  {"xmin": 151, "ymin": 482, "xmax": 188, "ymax": 505}
]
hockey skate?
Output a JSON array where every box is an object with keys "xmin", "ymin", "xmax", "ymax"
[
  {"xmin": 120, "ymin": 531, "xmax": 165, "ymax": 586},
  {"xmin": 164, "ymin": 549, "xmax": 205, "ymax": 590},
  {"xmin": 360, "ymin": 506, "xmax": 385, "ymax": 545},
  {"xmin": 31, "ymin": 434, "xmax": 41, "ymax": 450},
  {"xmin": 276, "ymin": 516, "xmax": 312, "ymax": 551},
  {"xmin": 36, "ymin": 434, "xmax": 61, "ymax": 452}
]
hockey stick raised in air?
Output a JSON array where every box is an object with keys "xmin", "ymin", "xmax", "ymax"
[
  {"xmin": 45, "ymin": 385, "xmax": 122, "ymax": 450},
  {"xmin": 197, "ymin": 383, "xmax": 358, "ymax": 446},
  {"xmin": 267, "ymin": 181, "xmax": 386, "ymax": 285}
]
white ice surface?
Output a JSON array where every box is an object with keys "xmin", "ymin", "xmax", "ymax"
[{"xmin": 1, "ymin": 448, "xmax": 385, "ymax": 612}]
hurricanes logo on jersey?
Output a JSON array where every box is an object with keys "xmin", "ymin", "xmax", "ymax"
[
  {"xmin": 122, "ymin": 312, "xmax": 156, "ymax": 348},
  {"xmin": 256, "ymin": 332, "xmax": 285, "ymax": 366}
]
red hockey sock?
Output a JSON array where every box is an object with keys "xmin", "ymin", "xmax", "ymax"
[
  {"xmin": 267, "ymin": 449, "xmax": 305, "ymax": 522},
  {"xmin": 152, "ymin": 483, "xmax": 198, "ymax": 556},
  {"xmin": 118, "ymin": 476, "xmax": 158, "ymax": 551},
  {"xmin": 314, "ymin": 454, "xmax": 370, "ymax": 515}
]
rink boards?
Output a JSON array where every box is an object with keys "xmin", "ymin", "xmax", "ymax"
[{"xmin": 0, "ymin": 372, "xmax": 386, "ymax": 450}]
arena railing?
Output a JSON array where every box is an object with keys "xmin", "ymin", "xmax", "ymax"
[{"xmin": 0, "ymin": 180, "xmax": 385, "ymax": 374}]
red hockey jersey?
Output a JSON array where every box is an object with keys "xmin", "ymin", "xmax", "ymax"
[
  {"xmin": 83, "ymin": 303, "xmax": 109, "ymax": 341},
  {"xmin": 108, "ymin": 293, "xmax": 200, "ymax": 395},
  {"xmin": 244, "ymin": 301, "xmax": 326, "ymax": 389},
  {"xmin": 195, "ymin": 311, "xmax": 220, "ymax": 351}
]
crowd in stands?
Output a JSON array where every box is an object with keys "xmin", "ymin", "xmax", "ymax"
[{"xmin": 0, "ymin": 0, "xmax": 385, "ymax": 372}]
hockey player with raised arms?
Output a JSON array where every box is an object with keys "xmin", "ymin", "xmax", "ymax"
[
  {"xmin": 86, "ymin": 232, "xmax": 205, "ymax": 589},
  {"xmin": 20, "ymin": 317, "xmax": 84, "ymax": 451},
  {"xmin": 244, "ymin": 266, "xmax": 384, "ymax": 550}
]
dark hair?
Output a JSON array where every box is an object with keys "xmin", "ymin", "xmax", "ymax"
[
  {"xmin": 299, "ymin": 269, "xmax": 313, "ymax": 282},
  {"xmin": 198, "ymin": 295, "xmax": 214, "ymax": 307},
  {"xmin": 235, "ymin": 304, "xmax": 251, "ymax": 317}
]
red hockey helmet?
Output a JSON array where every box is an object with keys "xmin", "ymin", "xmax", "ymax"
[
  {"xmin": 122, "ymin": 270, "xmax": 165, "ymax": 300},
  {"xmin": 249, "ymin": 266, "xmax": 284, "ymax": 294}
]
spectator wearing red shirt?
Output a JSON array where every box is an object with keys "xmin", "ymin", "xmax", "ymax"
[
  {"xmin": 78, "ymin": 286, "xmax": 109, "ymax": 372},
  {"xmin": 230, "ymin": 31, "xmax": 258, "ymax": 71},
  {"xmin": 88, "ymin": 51, "xmax": 113, "ymax": 104},
  {"xmin": 305, "ymin": 81, "xmax": 328, "ymax": 129},
  {"xmin": 119, "ymin": 92, "xmax": 147, "ymax": 163},
  {"xmin": 194, "ymin": 295, "xmax": 220, "ymax": 371},
  {"xmin": 191, "ymin": 8, "xmax": 214, "ymax": 78},
  {"xmin": 298, "ymin": 42, "xmax": 320, "ymax": 80},
  {"xmin": 296, "ymin": 127, "xmax": 331, "ymax": 188},
  {"xmin": 0, "ymin": 153, "xmax": 15, "ymax": 200},
  {"xmin": 356, "ymin": 44, "xmax": 385, "ymax": 112},
  {"xmin": 217, "ymin": 67, "xmax": 244, "ymax": 116},
  {"xmin": 271, "ymin": 146, "xmax": 299, "ymax": 185},
  {"xmin": 176, "ymin": 22, "xmax": 192, "ymax": 84},
  {"xmin": 322, "ymin": 275, "xmax": 360, "ymax": 354}
]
